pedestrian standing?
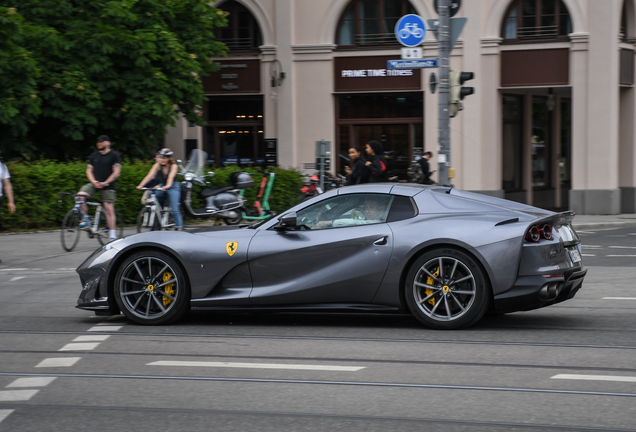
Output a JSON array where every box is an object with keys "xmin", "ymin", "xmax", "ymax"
[
  {"xmin": 77, "ymin": 135, "xmax": 121, "ymax": 240},
  {"xmin": 0, "ymin": 150, "xmax": 16, "ymax": 263},
  {"xmin": 418, "ymin": 151, "xmax": 436, "ymax": 185}
]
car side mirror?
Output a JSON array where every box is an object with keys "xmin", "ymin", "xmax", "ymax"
[{"xmin": 276, "ymin": 212, "xmax": 298, "ymax": 230}]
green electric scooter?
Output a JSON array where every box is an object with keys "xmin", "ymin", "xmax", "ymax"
[{"xmin": 240, "ymin": 171, "xmax": 276, "ymax": 220}]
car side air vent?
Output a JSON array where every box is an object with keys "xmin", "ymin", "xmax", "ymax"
[{"xmin": 495, "ymin": 218, "xmax": 520, "ymax": 226}]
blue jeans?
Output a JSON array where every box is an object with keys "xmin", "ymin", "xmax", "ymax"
[{"xmin": 155, "ymin": 183, "xmax": 183, "ymax": 229}]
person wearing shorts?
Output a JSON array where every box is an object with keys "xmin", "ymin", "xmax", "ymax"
[{"xmin": 78, "ymin": 135, "xmax": 121, "ymax": 240}]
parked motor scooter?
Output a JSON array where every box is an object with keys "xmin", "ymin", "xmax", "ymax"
[{"xmin": 179, "ymin": 149, "xmax": 253, "ymax": 225}]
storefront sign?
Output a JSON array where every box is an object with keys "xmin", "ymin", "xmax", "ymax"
[
  {"xmin": 334, "ymin": 56, "xmax": 421, "ymax": 92},
  {"xmin": 202, "ymin": 60, "xmax": 261, "ymax": 94}
]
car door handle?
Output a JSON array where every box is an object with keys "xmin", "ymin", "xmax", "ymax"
[{"xmin": 373, "ymin": 236, "xmax": 388, "ymax": 246}]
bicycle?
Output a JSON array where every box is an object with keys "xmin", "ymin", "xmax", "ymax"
[
  {"xmin": 59, "ymin": 192, "xmax": 125, "ymax": 252},
  {"xmin": 137, "ymin": 187, "xmax": 176, "ymax": 232}
]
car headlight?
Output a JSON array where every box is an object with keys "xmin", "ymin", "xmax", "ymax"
[{"xmin": 184, "ymin": 173, "xmax": 194, "ymax": 181}]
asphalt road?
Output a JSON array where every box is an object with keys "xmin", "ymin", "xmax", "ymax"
[{"xmin": 1, "ymin": 227, "xmax": 636, "ymax": 431}]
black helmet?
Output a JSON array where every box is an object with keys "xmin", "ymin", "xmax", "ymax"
[{"xmin": 157, "ymin": 148, "xmax": 174, "ymax": 157}]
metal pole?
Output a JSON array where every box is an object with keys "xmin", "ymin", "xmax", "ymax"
[
  {"xmin": 319, "ymin": 139, "xmax": 325, "ymax": 192},
  {"xmin": 437, "ymin": 0, "xmax": 451, "ymax": 186}
]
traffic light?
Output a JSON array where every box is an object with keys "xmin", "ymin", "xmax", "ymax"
[{"xmin": 450, "ymin": 70, "xmax": 475, "ymax": 117}]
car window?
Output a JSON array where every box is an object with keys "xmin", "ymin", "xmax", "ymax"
[
  {"xmin": 297, "ymin": 193, "xmax": 394, "ymax": 230},
  {"xmin": 386, "ymin": 195, "xmax": 417, "ymax": 222}
]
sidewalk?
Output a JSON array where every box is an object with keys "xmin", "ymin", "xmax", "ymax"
[{"xmin": 571, "ymin": 213, "xmax": 636, "ymax": 230}]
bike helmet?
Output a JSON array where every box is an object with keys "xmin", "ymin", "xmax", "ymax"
[{"xmin": 157, "ymin": 148, "xmax": 174, "ymax": 157}]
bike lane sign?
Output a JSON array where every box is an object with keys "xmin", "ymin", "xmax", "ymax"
[{"xmin": 395, "ymin": 14, "xmax": 427, "ymax": 47}]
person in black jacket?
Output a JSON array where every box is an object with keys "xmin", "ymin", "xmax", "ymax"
[
  {"xmin": 364, "ymin": 140, "xmax": 389, "ymax": 183},
  {"xmin": 418, "ymin": 151, "xmax": 436, "ymax": 185},
  {"xmin": 344, "ymin": 146, "xmax": 367, "ymax": 185}
]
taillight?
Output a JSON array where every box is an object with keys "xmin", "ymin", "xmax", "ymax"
[{"xmin": 525, "ymin": 224, "xmax": 553, "ymax": 242}]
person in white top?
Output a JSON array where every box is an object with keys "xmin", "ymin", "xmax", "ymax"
[{"xmin": 0, "ymin": 150, "xmax": 16, "ymax": 264}]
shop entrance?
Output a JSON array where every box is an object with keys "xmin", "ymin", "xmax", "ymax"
[
  {"xmin": 337, "ymin": 93, "xmax": 424, "ymax": 179},
  {"xmin": 502, "ymin": 90, "xmax": 572, "ymax": 210}
]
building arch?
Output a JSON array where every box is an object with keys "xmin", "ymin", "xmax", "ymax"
[
  {"xmin": 319, "ymin": 0, "xmax": 435, "ymax": 45},
  {"xmin": 215, "ymin": 0, "xmax": 274, "ymax": 46},
  {"xmin": 485, "ymin": 0, "xmax": 586, "ymax": 38}
]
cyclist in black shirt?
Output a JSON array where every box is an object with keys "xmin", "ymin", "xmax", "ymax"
[{"xmin": 77, "ymin": 135, "xmax": 122, "ymax": 240}]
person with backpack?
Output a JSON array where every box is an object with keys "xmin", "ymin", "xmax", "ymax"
[{"xmin": 364, "ymin": 140, "xmax": 389, "ymax": 183}]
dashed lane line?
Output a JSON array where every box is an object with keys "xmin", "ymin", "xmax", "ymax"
[
  {"xmin": 603, "ymin": 297, "xmax": 636, "ymax": 300},
  {"xmin": 552, "ymin": 374, "xmax": 636, "ymax": 383},
  {"xmin": 609, "ymin": 245, "xmax": 636, "ymax": 249},
  {"xmin": 88, "ymin": 326, "xmax": 123, "ymax": 332},
  {"xmin": 147, "ymin": 360, "xmax": 366, "ymax": 372},
  {"xmin": 607, "ymin": 255, "xmax": 636, "ymax": 257},
  {"xmin": 0, "ymin": 410, "xmax": 14, "ymax": 424},
  {"xmin": 35, "ymin": 357, "xmax": 82, "ymax": 368},
  {"xmin": 0, "ymin": 390, "xmax": 39, "ymax": 402},
  {"xmin": 9, "ymin": 277, "xmax": 24, "ymax": 282},
  {"xmin": 581, "ymin": 254, "xmax": 596, "ymax": 257},
  {"xmin": 6, "ymin": 377, "xmax": 56, "ymax": 388},
  {"xmin": 58, "ymin": 343, "xmax": 100, "ymax": 351},
  {"xmin": 72, "ymin": 335, "xmax": 110, "ymax": 342}
]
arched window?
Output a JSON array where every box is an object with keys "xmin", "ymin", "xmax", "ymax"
[
  {"xmin": 216, "ymin": 0, "xmax": 262, "ymax": 52},
  {"xmin": 502, "ymin": 0, "xmax": 571, "ymax": 42},
  {"xmin": 336, "ymin": 0, "xmax": 416, "ymax": 48}
]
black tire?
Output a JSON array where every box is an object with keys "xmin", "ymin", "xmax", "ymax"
[
  {"xmin": 98, "ymin": 208, "xmax": 125, "ymax": 245},
  {"xmin": 137, "ymin": 207, "xmax": 161, "ymax": 233},
  {"xmin": 61, "ymin": 210, "xmax": 81, "ymax": 252},
  {"xmin": 405, "ymin": 248, "xmax": 490, "ymax": 330},
  {"xmin": 113, "ymin": 250, "xmax": 190, "ymax": 325}
]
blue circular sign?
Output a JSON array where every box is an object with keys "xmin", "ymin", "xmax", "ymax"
[{"xmin": 395, "ymin": 14, "xmax": 426, "ymax": 47}]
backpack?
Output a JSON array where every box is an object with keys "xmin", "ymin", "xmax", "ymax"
[{"xmin": 407, "ymin": 161, "xmax": 424, "ymax": 183}]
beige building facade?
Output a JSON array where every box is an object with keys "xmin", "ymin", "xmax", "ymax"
[{"xmin": 165, "ymin": 0, "xmax": 636, "ymax": 215}]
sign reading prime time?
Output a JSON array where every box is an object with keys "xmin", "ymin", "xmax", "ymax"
[{"xmin": 341, "ymin": 69, "xmax": 414, "ymax": 78}]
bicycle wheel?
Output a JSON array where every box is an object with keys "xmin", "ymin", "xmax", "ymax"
[
  {"xmin": 137, "ymin": 207, "xmax": 160, "ymax": 233},
  {"xmin": 97, "ymin": 208, "xmax": 125, "ymax": 245},
  {"xmin": 61, "ymin": 209, "xmax": 81, "ymax": 252}
]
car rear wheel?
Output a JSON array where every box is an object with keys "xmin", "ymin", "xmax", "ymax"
[
  {"xmin": 405, "ymin": 248, "xmax": 489, "ymax": 330},
  {"xmin": 114, "ymin": 250, "xmax": 190, "ymax": 325}
]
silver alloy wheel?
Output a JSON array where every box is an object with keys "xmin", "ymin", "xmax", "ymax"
[
  {"xmin": 412, "ymin": 256, "xmax": 476, "ymax": 322},
  {"xmin": 118, "ymin": 256, "xmax": 180, "ymax": 320}
]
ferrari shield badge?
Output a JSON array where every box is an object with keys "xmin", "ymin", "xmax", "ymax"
[{"xmin": 226, "ymin": 241, "xmax": 238, "ymax": 256}]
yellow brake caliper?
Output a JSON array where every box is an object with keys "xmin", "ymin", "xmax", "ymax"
[
  {"xmin": 162, "ymin": 272, "xmax": 175, "ymax": 307},
  {"xmin": 425, "ymin": 267, "xmax": 440, "ymax": 306}
]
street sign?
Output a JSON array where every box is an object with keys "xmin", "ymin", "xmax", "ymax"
[
  {"xmin": 426, "ymin": 17, "xmax": 466, "ymax": 52},
  {"xmin": 388, "ymin": 59, "xmax": 438, "ymax": 70},
  {"xmin": 401, "ymin": 47, "xmax": 423, "ymax": 59},
  {"xmin": 434, "ymin": 0, "xmax": 462, "ymax": 17},
  {"xmin": 395, "ymin": 14, "xmax": 426, "ymax": 47}
]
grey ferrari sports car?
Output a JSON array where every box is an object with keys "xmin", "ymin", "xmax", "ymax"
[{"xmin": 76, "ymin": 183, "xmax": 586, "ymax": 330}]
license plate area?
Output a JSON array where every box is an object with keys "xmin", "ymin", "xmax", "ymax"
[{"xmin": 568, "ymin": 247, "xmax": 581, "ymax": 263}]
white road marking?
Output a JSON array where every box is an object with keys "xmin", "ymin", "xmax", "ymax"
[
  {"xmin": 609, "ymin": 245, "xmax": 636, "ymax": 249},
  {"xmin": 581, "ymin": 254, "xmax": 596, "ymax": 257},
  {"xmin": 0, "ymin": 390, "xmax": 39, "ymax": 402},
  {"xmin": 58, "ymin": 343, "xmax": 100, "ymax": 351},
  {"xmin": 0, "ymin": 410, "xmax": 14, "ymax": 424},
  {"xmin": 147, "ymin": 360, "xmax": 365, "ymax": 372},
  {"xmin": 73, "ymin": 335, "xmax": 110, "ymax": 342},
  {"xmin": 6, "ymin": 377, "xmax": 56, "ymax": 388},
  {"xmin": 607, "ymin": 255, "xmax": 636, "ymax": 257},
  {"xmin": 9, "ymin": 277, "xmax": 24, "ymax": 282},
  {"xmin": 603, "ymin": 297, "xmax": 636, "ymax": 300},
  {"xmin": 35, "ymin": 357, "xmax": 81, "ymax": 368},
  {"xmin": 0, "ymin": 268, "xmax": 29, "ymax": 271},
  {"xmin": 582, "ymin": 245, "xmax": 602, "ymax": 248},
  {"xmin": 552, "ymin": 374, "xmax": 636, "ymax": 383},
  {"xmin": 88, "ymin": 325, "xmax": 122, "ymax": 332},
  {"xmin": 575, "ymin": 231, "xmax": 596, "ymax": 234}
]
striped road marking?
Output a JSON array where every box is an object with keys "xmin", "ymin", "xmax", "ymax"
[
  {"xmin": 58, "ymin": 343, "xmax": 100, "ymax": 351},
  {"xmin": 6, "ymin": 377, "xmax": 56, "ymax": 388},
  {"xmin": 581, "ymin": 254, "xmax": 596, "ymax": 257},
  {"xmin": 88, "ymin": 326, "xmax": 122, "ymax": 332},
  {"xmin": 552, "ymin": 374, "xmax": 636, "ymax": 383},
  {"xmin": 0, "ymin": 410, "xmax": 14, "ymax": 424},
  {"xmin": 0, "ymin": 390, "xmax": 39, "ymax": 402},
  {"xmin": 35, "ymin": 357, "xmax": 81, "ymax": 368},
  {"xmin": 609, "ymin": 245, "xmax": 636, "ymax": 249},
  {"xmin": 148, "ymin": 360, "xmax": 365, "ymax": 372},
  {"xmin": 9, "ymin": 277, "xmax": 24, "ymax": 282},
  {"xmin": 607, "ymin": 255, "xmax": 636, "ymax": 257},
  {"xmin": 603, "ymin": 297, "xmax": 636, "ymax": 300},
  {"xmin": 73, "ymin": 335, "xmax": 110, "ymax": 342}
]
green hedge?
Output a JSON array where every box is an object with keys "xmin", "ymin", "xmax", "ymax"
[{"xmin": 0, "ymin": 159, "xmax": 304, "ymax": 232}]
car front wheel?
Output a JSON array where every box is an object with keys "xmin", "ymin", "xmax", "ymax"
[
  {"xmin": 405, "ymin": 248, "xmax": 489, "ymax": 330},
  {"xmin": 114, "ymin": 250, "xmax": 190, "ymax": 325}
]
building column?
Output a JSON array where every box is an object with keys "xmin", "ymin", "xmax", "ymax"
[
  {"xmin": 273, "ymin": 0, "xmax": 295, "ymax": 169},
  {"xmin": 619, "ymin": 46, "xmax": 636, "ymax": 212},
  {"xmin": 570, "ymin": 1, "xmax": 622, "ymax": 214},
  {"xmin": 523, "ymin": 92, "xmax": 533, "ymax": 206}
]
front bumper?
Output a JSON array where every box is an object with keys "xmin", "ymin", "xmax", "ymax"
[
  {"xmin": 493, "ymin": 267, "xmax": 587, "ymax": 314},
  {"xmin": 76, "ymin": 244, "xmax": 120, "ymax": 314}
]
